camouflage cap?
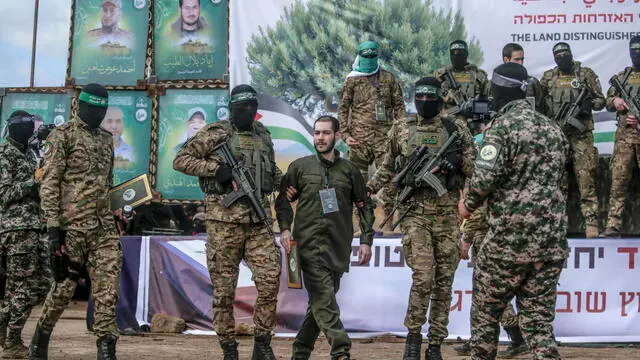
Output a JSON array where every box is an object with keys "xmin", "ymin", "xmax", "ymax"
[{"xmin": 187, "ymin": 107, "xmax": 207, "ymax": 122}]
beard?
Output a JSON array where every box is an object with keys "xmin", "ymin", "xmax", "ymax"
[{"xmin": 314, "ymin": 137, "xmax": 336, "ymax": 154}]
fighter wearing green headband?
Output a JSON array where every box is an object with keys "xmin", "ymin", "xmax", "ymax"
[
  {"xmin": 337, "ymin": 40, "xmax": 406, "ymax": 234},
  {"xmin": 368, "ymin": 77, "xmax": 475, "ymax": 360},
  {"xmin": 540, "ymin": 42, "xmax": 606, "ymax": 238},
  {"xmin": 29, "ymin": 83, "xmax": 122, "ymax": 359},
  {"xmin": 433, "ymin": 40, "xmax": 490, "ymax": 113},
  {"xmin": 173, "ymin": 84, "xmax": 282, "ymax": 360},
  {"xmin": 602, "ymin": 36, "xmax": 640, "ymax": 237}
]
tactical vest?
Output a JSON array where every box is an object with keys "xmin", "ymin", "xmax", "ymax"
[
  {"xmin": 199, "ymin": 122, "xmax": 274, "ymax": 195},
  {"xmin": 442, "ymin": 66, "xmax": 480, "ymax": 101},
  {"xmin": 547, "ymin": 62, "xmax": 589, "ymax": 118},
  {"xmin": 396, "ymin": 116, "xmax": 463, "ymax": 193},
  {"xmin": 617, "ymin": 67, "xmax": 640, "ymax": 107}
]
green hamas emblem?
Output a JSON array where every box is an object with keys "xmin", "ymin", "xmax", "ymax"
[
  {"xmin": 229, "ymin": 92, "xmax": 257, "ymax": 104},
  {"xmin": 79, "ymin": 91, "xmax": 108, "ymax": 107}
]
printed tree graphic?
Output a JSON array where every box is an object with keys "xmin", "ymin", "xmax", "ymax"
[{"xmin": 247, "ymin": 0, "xmax": 483, "ymax": 116}]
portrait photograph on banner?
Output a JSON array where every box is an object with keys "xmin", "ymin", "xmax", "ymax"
[
  {"xmin": 153, "ymin": 0, "xmax": 228, "ymax": 81},
  {"xmin": 100, "ymin": 91, "xmax": 152, "ymax": 185},
  {"xmin": 69, "ymin": 0, "xmax": 149, "ymax": 86},
  {"xmin": 156, "ymin": 89, "xmax": 229, "ymax": 200},
  {"xmin": 0, "ymin": 93, "xmax": 71, "ymax": 134}
]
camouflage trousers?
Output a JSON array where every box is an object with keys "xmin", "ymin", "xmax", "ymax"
[
  {"xmin": 567, "ymin": 131, "xmax": 599, "ymax": 225},
  {"xmin": 37, "ymin": 225, "xmax": 121, "ymax": 338},
  {"xmin": 0, "ymin": 230, "xmax": 51, "ymax": 342},
  {"xmin": 206, "ymin": 220, "xmax": 281, "ymax": 343},
  {"xmin": 348, "ymin": 130, "xmax": 396, "ymax": 221},
  {"xmin": 293, "ymin": 261, "xmax": 350, "ymax": 359},
  {"xmin": 401, "ymin": 206, "xmax": 460, "ymax": 345},
  {"xmin": 471, "ymin": 254, "xmax": 563, "ymax": 360},
  {"xmin": 606, "ymin": 137, "xmax": 640, "ymax": 230}
]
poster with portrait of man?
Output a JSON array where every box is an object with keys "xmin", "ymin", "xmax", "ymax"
[
  {"xmin": 70, "ymin": 0, "xmax": 149, "ymax": 85},
  {"xmin": 154, "ymin": 0, "xmax": 228, "ymax": 81},
  {"xmin": 0, "ymin": 93, "xmax": 71, "ymax": 138},
  {"xmin": 156, "ymin": 89, "xmax": 230, "ymax": 200},
  {"xmin": 100, "ymin": 91, "xmax": 152, "ymax": 185}
]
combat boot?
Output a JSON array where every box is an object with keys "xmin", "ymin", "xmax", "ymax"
[
  {"xmin": 28, "ymin": 324, "xmax": 51, "ymax": 360},
  {"xmin": 453, "ymin": 340, "xmax": 471, "ymax": 356},
  {"xmin": 252, "ymin": 334, "xmax": 276, "ymax": 360},
  {"xmin": 220, "ymin": 340, "xmax": 239, "ymax": 360},
  {"xmin": 402, "ymin": 332, "xmax": 422, "ymax": 360},
  {"xmin": 497, "ymin": 326, "xmax": 528, "ymax": 358},
  {"xmin": 0, "ymin": 314, "xmax": 7, "ymax": 348},
  {"xmin": 425, "ymin": 344, "xmax": 442, "ymax": 360},
  {"xmin": 331, "ymin": 354, "xmax": 350, "ymax": 360},
  {"xmin": 96, "ymin": 334, "xmax": 117, "ymax": 360},
  {"xmin": 3, "ymin": 329, "xmax": 28, "ymax": 359},
  {"xmin": 585, "ymin": 224, "xmax": 600, "ymax": 238}
]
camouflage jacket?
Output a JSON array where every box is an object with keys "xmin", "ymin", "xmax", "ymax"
[
  {"xmin": 41, "ymin": 118, "xmax": 115, "ymax": 230},
  {"xmin": 0, "ymin": 138, "xmax": 42, "ymax": 232},
  {"xmin": 173, "ymin": 120, "xmax": 282, "ymax": 224},
  {"xmin": 540, "ymin": 61, "xmax": 606, "ymax": 132},
  {"xmin": 464, "ymin": 99, "xmax": 570, "ymax": 264},
  {"xmin": 337, "ymin": 69, "xmax": 406, "ymax": 140},
  {"xmin": 275, "ymin": 151, "xmax": 374, "ymax": 274},
  {"xmin": 606, "ymin": 66, "xmax": 640, "ymax": 144},
  {"xmin": 433, "ymin": 64, "xmax": 490, "ymax": 110},
  {"xmin": 368, "ymin": 114, "xmax": 475, "ymax": 208}
]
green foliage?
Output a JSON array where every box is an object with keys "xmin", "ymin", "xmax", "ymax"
[{"xmin": 247, "ymin": 0, "xmax": 483, "ymax": 115}]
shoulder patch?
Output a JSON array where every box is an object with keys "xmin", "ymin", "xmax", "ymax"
[{"xmin": 476, "ymin": 142, "xmax": 502, "ymax": 170}]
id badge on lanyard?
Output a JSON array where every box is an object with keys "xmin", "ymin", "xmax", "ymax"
[{"xmin": 319, "ymin": 171, "xmax": 339, "ymax": 214}]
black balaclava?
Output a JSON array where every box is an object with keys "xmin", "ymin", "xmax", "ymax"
[
  {"xmin": 491, "ymin": 62, "xmax": 528, "ymax": 111},
  {"xmin": 229, "ymin": 84, "xmax": 258, "ymax": 130},
  {"xmin": 78, "ymin": 83, "xmax": 109, "ymax": 129},
  {"xmin": 450, "ymin": 40, "xmax": 469, "ymax": 70},
  {"xmin": 630, "ymin": 36, "xmax": 640, "ymax": 70},
  {"xmin": 7, "ymin": 110, "xmax": 35, "ymax": 149},
  {"xmin": 553, "ymin": 42, "xmax": 574, "ymax": 73},
  {"xmin": 414, "ymin": 77, "xmax": 443, "ymax": 120}
]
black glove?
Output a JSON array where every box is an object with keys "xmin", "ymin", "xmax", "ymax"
[
  {"xmin": 440, "ymin": 153, "xmax": 462, "ymax": 173},
  {"xmin": 214, "ymin": 164, "xmax": 233, "ymax": 186},
  {"xmin": 579, "ymin": 94, "xmax": 593, "ymax": 116},
  {"xmin": 48, "ymin": 227, "xmax": 69, "ymax": 282}
]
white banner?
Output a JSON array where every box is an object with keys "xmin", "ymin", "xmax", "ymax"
[
  {"xmin": 230, "ymin": 0, "xmax": 640, "ymax": 161},
  {"xmin": 154, "ymin": 237, "xmax": 640, "ymax": 342}
]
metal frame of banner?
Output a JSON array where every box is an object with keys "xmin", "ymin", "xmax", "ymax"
[{"xmin": 5, "ymin": 0, "xmax": 231, "ymax": 203}]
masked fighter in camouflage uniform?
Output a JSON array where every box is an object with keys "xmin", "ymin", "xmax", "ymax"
[
  {"xmin": 275, "ymin": 116, "xmax": 375, "ymax": 360},
  {"xmin": 29, "ymin": 84, "xmax": 121, "ymax": 360},
  {"xmin": 337, "ymin": 40, "xmax": 405, "ymax": 232},
  {"xmin": 433, "ymin": 40, "xmax": 490, "ymax": 114},
  {"xmin": 540, "ymin": 42, "xmax": 606, "ymax": 238},
  {"xmin": 173, "ymin": 85, "xmax": 282, "ymax": 360},
  {"xmin": 368, "ymin": 77, "xmax": 475, "ymax": 360},
  {"xmin": 0, "ymin": 111, "xmax": 51, "ymax": 359},
  {"xmin": 602, "ymin": 36, "xmax": 640, "ymax": 237},
  {"xmin": 460, "ymin": 63, "xmax": 569, "ymax": 360}
]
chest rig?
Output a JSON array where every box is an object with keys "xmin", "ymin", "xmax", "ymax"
[
  {"xmin": 396, "ymin": 116, "xmax": 462, "ymax": 193},
  {"xmin": 548, "ymin": 62, "xmax": 589, "ymax": 116}
]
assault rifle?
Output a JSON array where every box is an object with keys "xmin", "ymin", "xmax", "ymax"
[
  {"xmin": 554, "ymin": 84, "xmax": 589, "ymax": 133},
  {"xmin": 379, "ymin": 132, "xmax": 460, "ymax": 230},
  {"xmin": 443, "ymin": 69, "xmax": 468, "ymax": 107},
  {"xmin": 609, "ymin": 70, "xmax": 640, "ymax": 132},
  {"xmin": 213, "ymin": 140, "xmax": 273, "ymax": 235}
]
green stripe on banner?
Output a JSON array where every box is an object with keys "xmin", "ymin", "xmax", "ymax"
[
  {"xmin": 266, "ymin": 126, "xmax": 315, "ymax": 152},
  {"xmin": 593, "ymin": 132, "xmax": 615, "ymax": 143},
  {"xmin": 474, "ymin": 131, "xmax": 616, "ymax": 144}
]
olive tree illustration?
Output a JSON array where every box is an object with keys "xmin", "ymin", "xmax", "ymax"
[{"xmin": 246, "ymin": 0, "xmax": 483, "ymax": 116}]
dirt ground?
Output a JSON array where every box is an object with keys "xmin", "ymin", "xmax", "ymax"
[{"xmin": 8, "ymin": 302, "xmax": 638, "ymax": 359}]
